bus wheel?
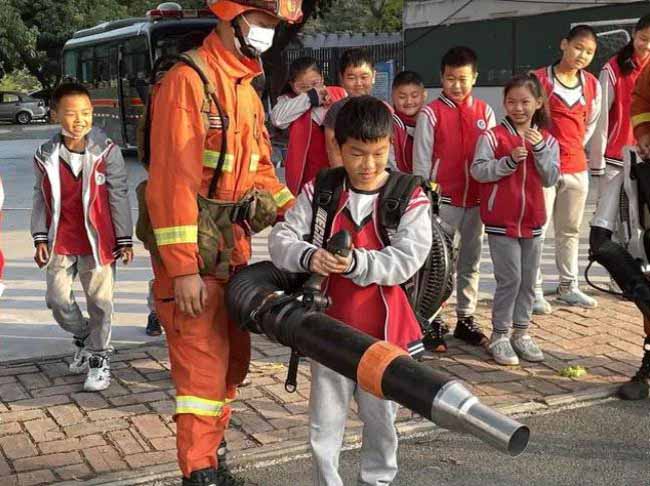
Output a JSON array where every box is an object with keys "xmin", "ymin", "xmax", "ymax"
[{"xmin": 16, "ymin": 111, "xmax": 32, "ymax": 125}]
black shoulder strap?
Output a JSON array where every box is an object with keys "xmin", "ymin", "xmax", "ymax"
[
  {"xmin": 144, "ymin": 50, "xmax": 227, "ymax": 199},
  {"xmin": 308, "ymin": 167, "xmax": 347, "ymax": 248},
  {"xmin": 378, "ymin": 171, "xmax": 427, "ymax": 244}
]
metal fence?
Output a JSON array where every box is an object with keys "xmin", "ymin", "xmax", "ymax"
[{"xmin": 283, "ymin": 41, "xmax": 404, "ymax": 85}]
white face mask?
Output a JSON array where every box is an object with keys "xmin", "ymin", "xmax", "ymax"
[
  {"xmin": 61, "ymin": 127, "xmax": 90, "ymax": 140},
  {"xmin": 240, "ymin": 15, "xmax": 275, "ymax": 56}
]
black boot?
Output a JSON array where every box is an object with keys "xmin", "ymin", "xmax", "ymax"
[
  {"xmin": 618, "ymin": 337, "xmax": 650, "ymax": 401},
  {"xmin": 422, "ymin": 316, "xmax": 449, "ymax": 353},
  {"xmin": 146, "ymin": 311, "xmax": 162, "ymax": 336},
  {"xmin": 182, "ymin": 468, "xmax": 219, "ymax": 486},
  {"xmin": 453, "ymin": 316, "xmax": 488, "ymax": 346},
  {"xmin": 217, "ymin": 439, "xmax": 228, "ymax": 472},
  {"xmin": 182, "ymin": 467, "xmax": 246, "ymax": 486}
]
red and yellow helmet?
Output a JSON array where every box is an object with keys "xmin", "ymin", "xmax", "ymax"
[{"xmin": 207, "ymin": 0, "xmax": 303, "ymax": 24}]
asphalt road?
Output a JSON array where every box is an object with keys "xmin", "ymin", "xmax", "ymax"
[{"xmin": 155, "ymin": 399, "xmax": 650, "ymax": 486}]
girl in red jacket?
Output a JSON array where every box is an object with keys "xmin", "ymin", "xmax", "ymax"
[
  {"xmin": 271, "ymin": 57, "xmax": 346, "ymax": 195},
  {"xmin": 589, "ymin": 15, "xmax": 650, "ymax": 186},
  {"xmin": 472, "ymin": 73, "xmax": 560, "ymax": 366},
  {"xmin": 533, "ymin": 25, "xmax": 601, "ymax": 313}
]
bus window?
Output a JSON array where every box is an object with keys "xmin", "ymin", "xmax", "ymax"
[
  {"xmin": 94, "ymin": 44, "xmax": 111, "ymax": 87},
  {"xmin": 80, "ymin": 47, "xmax": 94, "ymax": 85},
  {"xmin": 63, "ymin": 50, "xmax": 79, "ymax": 80},
  {"xmin": 122, "ymin": 36, "xmax": 150, "ymax": 81},
  {"xmin": 153, "ymin": 29, "xmax": 211, "ymax": 59}
]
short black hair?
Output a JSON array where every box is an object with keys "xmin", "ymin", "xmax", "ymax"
[
  {"xmin": 51, "ymin": 82, "xmax": 91, "ymax": 110},
  {"xmin": 392, "ymin": 71, "xmax": 424, "ymax": 90},
  {"xmin": 440, "ymin": 46, "xmax": 478, "ymax": 74},
  {"xmin": 335, "ymin": 96, "xmax": 392, "ymax": 146},
  {"xmin": 339, "ymin": 48, "xmax": 374, "ymax": 76}
]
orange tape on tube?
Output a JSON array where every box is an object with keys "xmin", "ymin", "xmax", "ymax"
[{"xmin": 357, "ymin": 341, "xmax": 409, "ymax": 398}]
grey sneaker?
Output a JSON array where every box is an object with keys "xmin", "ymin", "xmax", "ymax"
[
  {"xmin": 532, "ymin": 291, "xmax": 553, "ymax": 315},
  {"xmin": 511, "ymin": 333, "xmax": 544, "ymax": 362},
  {"xmin": 557, "ymin": 284, "xmax": 597, "ymax": 309},
  {"xmin": 69, "ymin": 338, "xmax": 89, "ymax": 374},
  {"xmin": 489, "ymin": 335, "xmax": 519, "ymax": 366}
]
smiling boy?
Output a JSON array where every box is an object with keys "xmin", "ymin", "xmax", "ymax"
[
  {"xmin": 413, "ymin": 46, "xmax": 496, "ymax": 353},
  {"xmin": 31, "ymin": 82, "xmax": 133, "ymax": 392},
  {"xmin": 270, "ymin": 96, "xmax": 432, "ymax": 485}
]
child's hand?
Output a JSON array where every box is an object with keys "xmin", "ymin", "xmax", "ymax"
[
  {"xmin": 524, "ymin": 128, "xmax": 543, "ymax": 146},
  {"xmin": 120, "ymin": 247, "xmax": 134, "ymax": 265},
  {"xmin": 34, "ymin": 243, "xmax": 49, "ymax": 268},
  {"xmin": 310, "ymin": 249, "xmax": 351, "ymax": 276},
  {"xmin": 511, "ymin": 146, "xmax": 528, "ymax": 163},
  {"xmin": 317, "ymin": 87, "xmax": 331, "ymax": 106}
]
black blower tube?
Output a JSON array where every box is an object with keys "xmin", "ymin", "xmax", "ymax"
[
  {"xmin": 226, "ymin": 262, "xmax": 530, "ymax": 456},
  {"xmin": 589, "ymin": 226, "xmax": 650, "ymax": 319}
]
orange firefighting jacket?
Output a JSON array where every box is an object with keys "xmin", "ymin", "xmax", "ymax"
[
  {"xmin": 632, "ymin": 61, "xmax": 650, "ymax": 142},
  {"xmin": 146, "ymin": 31, "xmax": 294, "ymax": 280}
]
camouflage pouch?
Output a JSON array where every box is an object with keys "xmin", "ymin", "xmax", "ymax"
[
  {"xmin": 197, "ymin": 193, "xmax": 236, "ymax": 280},
  {"xmin": 246, "ymin": 189, "xmax": 278, "ymax": 234},
  {"xmin": 135, "ymin": 181, "xmax": 161, "ymax": 261}
]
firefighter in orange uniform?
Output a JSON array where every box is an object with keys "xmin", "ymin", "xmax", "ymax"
[{"xmin": 145, "ymin": 1, "xmax": 302, "ymax": 484}]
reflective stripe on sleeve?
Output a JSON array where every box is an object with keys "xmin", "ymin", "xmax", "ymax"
[
  {"xmin": 249, "ymin": 153, "xmax": 260, "ymax": 173},
  {"xmin": 273, "ymin": 187, "xmax": 294, "ymax": 208},
  {"xmin": 154, "ymin": 225, "xmax": 198, "ymax": 246},
  {"xmin": 203, "ymin": 150, "xmax": 234, "ymax": 172},
  {"xmin": 175, "ymin": 395, "xmax": 224, "ymax": 416},
  {"xmin": 632, "ymin": 112, "xmax": 650, "ymax": 127}
]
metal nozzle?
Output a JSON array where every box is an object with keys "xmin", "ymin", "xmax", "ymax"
[{"xmin": 431, "ymin": 381, "xmax": 530, "ymax": 456}]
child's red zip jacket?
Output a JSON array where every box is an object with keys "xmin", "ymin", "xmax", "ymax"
[
  {"xmin": 392, "ymin": 111, "xmax": 417, "ymax": 173},
  {"xmin": 588, "ymin": 54, "xmax": 649, "ymax": 174},
  {"xmin": 271, "ymin": 87, "xmax": 347, "ymax": 195},
  {"xmin": 471, "ymin": 118, "xmax": 560, "ymax": 238},
  {"xmin": 534, "ymin": 65, "xmax": 601, "ymax": 174},
  {"xmin": 413, "ymin": 93, "xmax": 495, "ymax": 207}
]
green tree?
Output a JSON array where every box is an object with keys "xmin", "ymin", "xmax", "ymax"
[{"xmin": 0, "ymin": 0, "xmax": 134, "ymax": 89}]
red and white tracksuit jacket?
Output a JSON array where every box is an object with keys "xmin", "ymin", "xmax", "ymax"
[
  {"xmin": 413, "ymin": 94, "xmax": 496, "ymax": 207},
  {"xmin": 392, "ymin": 111, "xmax": 417, "ymax": 173},
  {"xmin": 534, "ymin": 66, "xmax": 601, "ymax": 174},
  {"xmin": 271, "ymin": 87, "xmax": 347, "ymax": 195},
  {"xmin": 471, "ymin": 118, "xmax": 560, "ymax": 238},
  {"xmin": 31, "ymin": 128, "xmax": 133, "ymax": 267},
  {"xmin": 269, "ymin": 177, "xmax": 432, "ymax": 357},
  {"xmin": 588, "ymin": 55, "xmax": 650, "ymax": 174}
]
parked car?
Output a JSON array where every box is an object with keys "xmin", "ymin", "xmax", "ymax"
[{"xmin": 0, "ymin": 91, "xmax": 48, "ymax": 124}]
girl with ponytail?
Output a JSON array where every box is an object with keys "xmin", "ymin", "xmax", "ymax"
[{"xmin": 589, "ymin": 15, "xmax": 650, "ymax": 185}]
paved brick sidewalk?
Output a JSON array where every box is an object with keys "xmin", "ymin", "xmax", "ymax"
[{"xmin": 0, "ymin": 292, "xmax": 645, "ymax": 486}]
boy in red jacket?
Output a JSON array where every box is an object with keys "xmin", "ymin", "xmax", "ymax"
[
  {"xmin": 391, "ymin": 71, "xmax": 427, "ymax": 173},
  {"xmin": 31, "ymin": 82, "xmax": 133, "ymax": 392},
  {"xmin": 413, "ymin": 46, "xmax": 496, "ymax": 352}
]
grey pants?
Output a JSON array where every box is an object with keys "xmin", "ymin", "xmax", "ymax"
[
  {"xmin": 488, "ymin": 235, "xmax": 543, "ymax": 334},
  {"xmin": 45, "ymin": 253, "xmax": 114, "ymax": 354},
  {"xmin": 309, "ymin": 362, "xmax": 398, "ymax": 486},
  {"xmin": 439, "ymin": 204, "xmax": 483, "ymax": 317},
  {"xmin": 537, "ymin": 170, "xmax": 589, "ymax": 288}
]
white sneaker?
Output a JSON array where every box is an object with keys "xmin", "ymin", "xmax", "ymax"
[
  {"xmin": 532, "ymin": 292, "xmax": 553, "ymax": 315},
  {"xmin": 0, "ymin": 282, "xmax": 5, "ymax": 298},
  {"xmin": 511, "ymin": 333, "xmax": 544, "ymax": 362},
  {"xmin": 69, "ymin": 341, "xmax": 89, "ymax": 374},
  {"xmin": 557, "ymin": 284, "xmax": 598, "ymax": 309},
  {"xmin": 84, "ymin": 355, "xmax": 111, "ymax": 391},
  {"xmin": 489, "ymin": 335, "xmax": 519, "ymax": 366}
]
